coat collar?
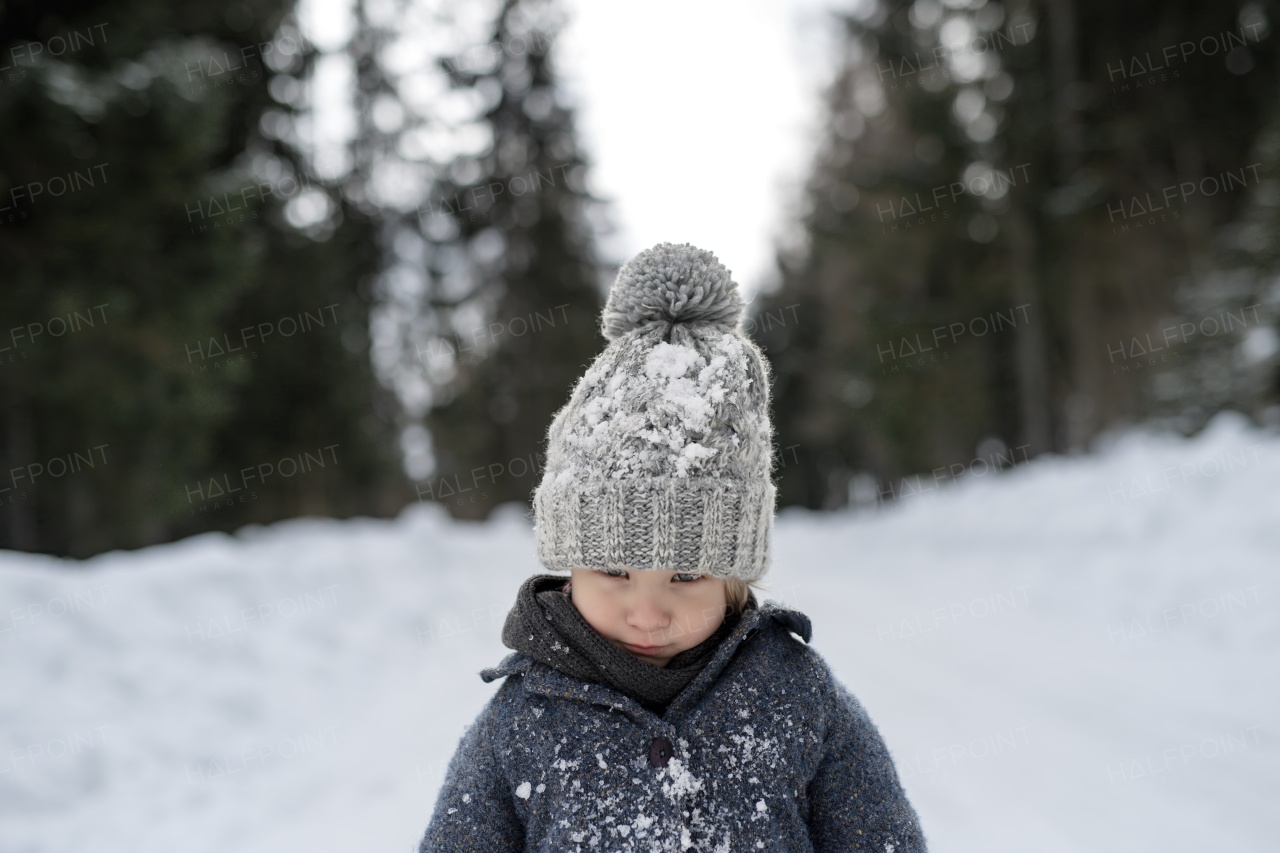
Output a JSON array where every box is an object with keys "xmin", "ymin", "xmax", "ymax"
[{"xmin": 480, "ymin": 600, "xmax": 812, "ymax": 723}]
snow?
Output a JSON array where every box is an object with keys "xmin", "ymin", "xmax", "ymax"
[
  {"xmin": 568, "ymin": 334, "xmax": 751, "ymax": 479},
  {"xmin": 660, "ymin": 757, "xmax": 705, "ymax": 800},
  {"xmin": 1, "ymin": 411, "xmax": 1278, "ymax": 852}
]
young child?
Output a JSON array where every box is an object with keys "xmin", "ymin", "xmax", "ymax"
[{"xmin": 418, "ymin": 243, "xmax": 927, "ymax": 852}]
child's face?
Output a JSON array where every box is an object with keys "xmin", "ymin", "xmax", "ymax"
[{"xmin": 567, "ymin": 568, "xmax": 728, "ymax": 668}]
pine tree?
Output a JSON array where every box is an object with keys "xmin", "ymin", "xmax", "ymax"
[
  {"xmin": 414, "ymin": 0, "xmax": 606, "ymax": 519},
  {"xmin": 1167, "ymin": 89, "xmax": 1280, "ymax": 425},
  {"xmin": 0, "ymin": 2, "xmax": 404, "ymax": 555}
]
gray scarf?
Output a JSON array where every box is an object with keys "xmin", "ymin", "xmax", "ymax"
[{"xmin": 501, "ymin": 574, "xmax": 754, "ymax": 714}]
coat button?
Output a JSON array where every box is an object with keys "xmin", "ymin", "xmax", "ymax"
[{"xmin": 648, "ymin": 735, "xmax": 674, "ymax": 768}]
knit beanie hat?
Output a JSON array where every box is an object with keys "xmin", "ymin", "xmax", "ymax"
[{"xmin": 532, "ymin": 242, "xmax": 776, "ymax": 582}]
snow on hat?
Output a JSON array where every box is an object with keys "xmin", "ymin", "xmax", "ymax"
[{"xmin": 532, "ymin": 242, "xmax": 776, "ymax": 581}]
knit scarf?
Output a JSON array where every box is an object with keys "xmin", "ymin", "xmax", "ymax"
[{"xmin": 500, "ymin": 573, "xmax": 754, "ymax": 714}]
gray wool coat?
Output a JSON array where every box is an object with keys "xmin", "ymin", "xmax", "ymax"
[{"xmin": 418, "ymin": 600, "xmax": 927, "ymax": 852}]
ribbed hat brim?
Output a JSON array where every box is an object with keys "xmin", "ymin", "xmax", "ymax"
[{"xmin": 534, "ymin": 475, "xmax": 774, "ymax": 581}]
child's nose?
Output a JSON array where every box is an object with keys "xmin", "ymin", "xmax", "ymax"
[{"xmin": 627, "ymin": 596, "xmax": 671, "ymax": 633}]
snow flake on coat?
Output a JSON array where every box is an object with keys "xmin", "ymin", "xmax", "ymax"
[{"xmin": 418, "ymin": 600, "xmax": 928, "ymax": 852}]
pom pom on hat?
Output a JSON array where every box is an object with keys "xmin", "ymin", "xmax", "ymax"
[{"xmin": 601, "ymin": 242, "xmax": 745, "ymax": 341}]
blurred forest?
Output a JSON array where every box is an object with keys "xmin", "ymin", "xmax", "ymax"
[
  {"xmin": 757, "ymin": 0, "xmax": 1280, "ymax": 508},
  {"xmin": 2, "ymin": 0, "xmax": 1279, "ymax": 556}
]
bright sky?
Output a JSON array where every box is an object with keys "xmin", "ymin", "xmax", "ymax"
[
  {"xmin": 554, "ymin": 0, "xmax": 844, "ymax": 296},
  {"xmin": 298, "ymin": 0, "xmax": 850, "ymax": 297}
]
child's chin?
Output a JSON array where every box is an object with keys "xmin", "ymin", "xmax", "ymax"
[{"xmin": 637, "ymin": 651, "xmax": 674, "ymax": 666}]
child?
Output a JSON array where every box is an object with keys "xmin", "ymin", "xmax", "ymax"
[{"xmin": 418, "ymin": 243, "xmax": 927, "ymax": 852}]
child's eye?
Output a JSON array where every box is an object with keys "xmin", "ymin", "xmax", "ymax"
[{"xmin": 596, "ymin": 569, "xmax": 700, "ymax": 582}]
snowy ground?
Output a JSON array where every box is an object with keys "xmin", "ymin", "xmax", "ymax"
[{"xmin": 1, "ymin": 411, "xmax": 1277, "ymax": 852}]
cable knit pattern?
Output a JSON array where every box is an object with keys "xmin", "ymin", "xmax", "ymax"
[{"xmin": 533, "ymin": 243, "xmax": 777, "ymax": 581}]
